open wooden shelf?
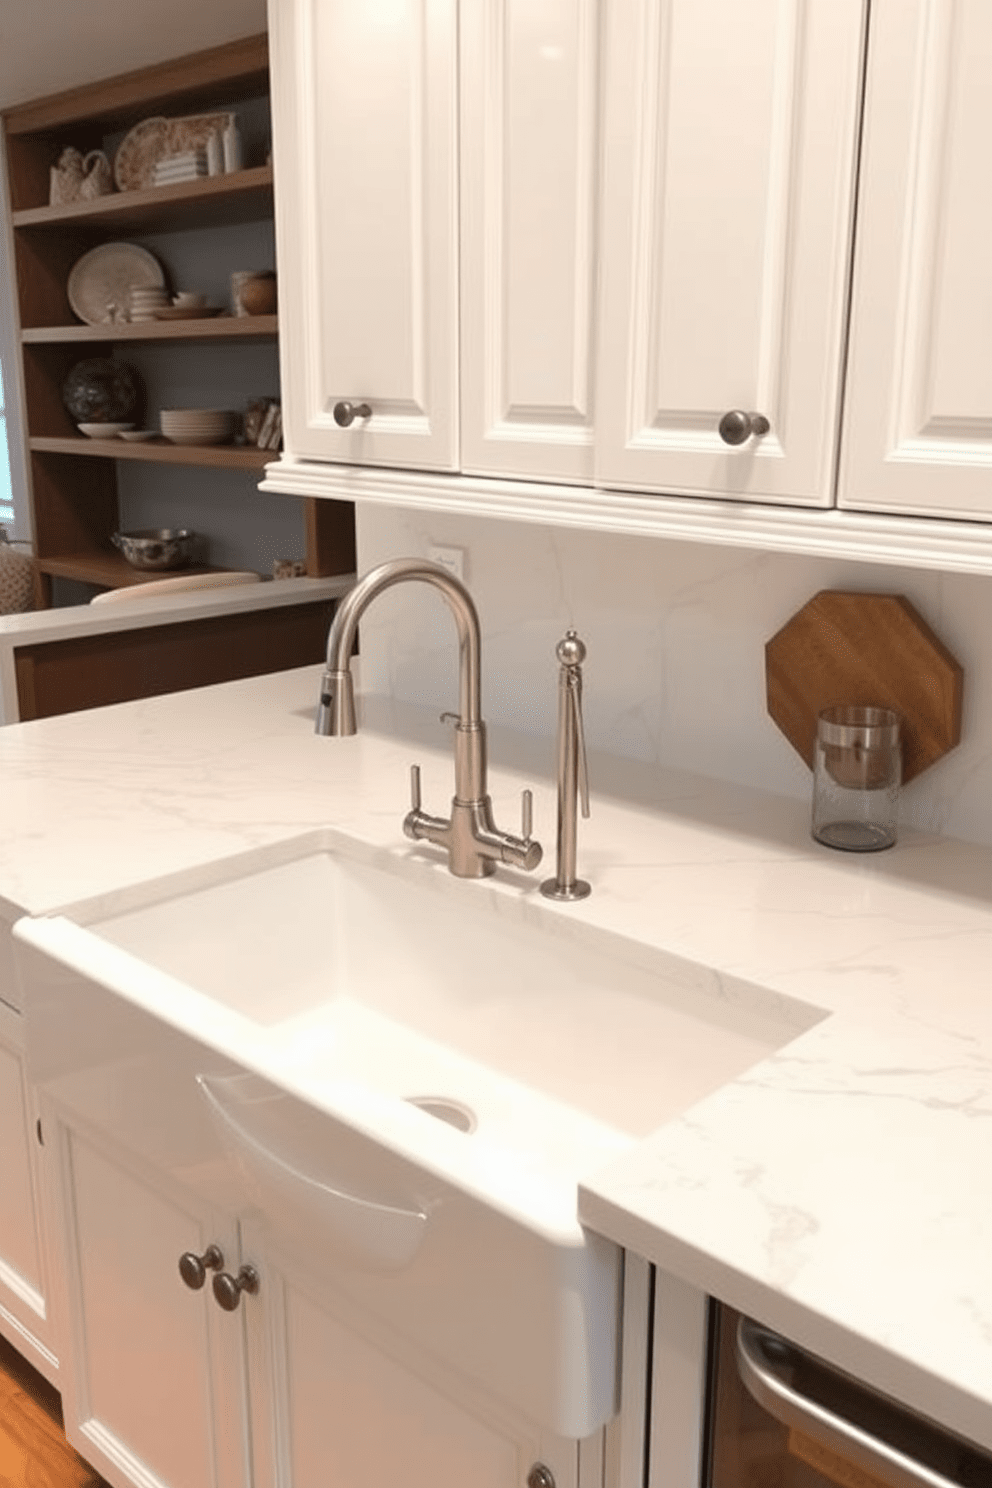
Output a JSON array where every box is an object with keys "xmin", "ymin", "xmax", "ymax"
[
  {"xmin": 12, "ymin": 167, "xmax": 274, "ymax": 234},
  {"xmin": 36, "ymin": 553, "xmax": 229, "ymax": 589},
  {"xmin": 30, "ymin": 436, "xmax": 275, "ymax": 470},
  {"xmin": 22, "ymin": 315, "xmax": 277, "ymax": 344},
  {"xmin": 4, "ymin": 33, "xmax": 355, "ymax": 607},
  {"xmin": 2, "ymin": 35, "xmax": 270, "ymax": 140}
]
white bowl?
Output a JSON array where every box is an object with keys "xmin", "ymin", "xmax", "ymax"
[
  {"xmin": 78, "ymin": 422, "xmax": 134, "ymax": 438},
  {"xmin": 160, "ymin": 407, "xmax": 233, "ymax": 421}
]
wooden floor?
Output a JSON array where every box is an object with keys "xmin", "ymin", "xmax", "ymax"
[{"xmin": 0, "ymin": 1335, "xmax": 108, "ymax": 1488}]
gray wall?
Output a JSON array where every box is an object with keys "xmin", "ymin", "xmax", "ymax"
[{"xmin": 0, "ymin": 0, "xmax": 267, "ymax": 110}]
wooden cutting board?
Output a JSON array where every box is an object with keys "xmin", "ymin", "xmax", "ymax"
[{"xmin": 765, "ymin": 591, "xmax": 963, "ymax": 784}]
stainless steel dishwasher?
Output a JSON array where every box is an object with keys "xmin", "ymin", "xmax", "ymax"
[{"xmin": 704, "ymin": 1304, "xmax": 992, "ymax": 1488}]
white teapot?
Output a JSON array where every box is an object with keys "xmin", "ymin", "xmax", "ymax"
[{"xmin": 49, "ymin": 147, "xmax": 113, "ymax": 205}]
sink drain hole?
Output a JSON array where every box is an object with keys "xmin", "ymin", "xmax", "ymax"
[{"xmin": 406, "ymin": 1096, "xmax": 477, "ymax": 1134}]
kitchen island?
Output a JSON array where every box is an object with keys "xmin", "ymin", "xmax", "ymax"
[{"xmin": 0, "ymin": 664, "xmax": 990, "ymax": 1470}]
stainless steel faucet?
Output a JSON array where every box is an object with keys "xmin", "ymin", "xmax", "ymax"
[
  {"xmin": 540, "ymin": 630, "xmax": 591, "ymax": 901},
  {"xmin": 316, "ymin": 558, "xmax": 542, "ymax": 880}
]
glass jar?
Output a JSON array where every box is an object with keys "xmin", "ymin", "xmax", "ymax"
[{"xmin": 811, "ymin": 705, "xmax": 901, "ymax": 852}]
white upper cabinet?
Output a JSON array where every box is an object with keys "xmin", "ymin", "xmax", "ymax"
[
  {"xmin": 266, "ymin": 0, "xmax": 992, "ymax": 568},
  {"xmin": 458, "ymin": 0, "xmax": 601, "ymax": 484},
  {"xmin": 839, "ymin": 0, "xmax": 992, "ymax": 520},
  {"xmin": 269, "ymin": 0, "xmax": 460, "ymax": 471},
  {"xmin": 594, "ymin": 0, "xmax": 866, "ymax": 507},
  {"xmin": 270, "ymin": 0, "xmax": 865, "ymax": 503}
]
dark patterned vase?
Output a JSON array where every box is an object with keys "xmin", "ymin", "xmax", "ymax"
[{"xmin": 61, "ymin": 359, "xmax": 143, "ymax": 423}]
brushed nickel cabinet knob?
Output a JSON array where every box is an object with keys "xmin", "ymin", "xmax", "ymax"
[
  {"xmin": 178, "ymin": 1244, "xmax": 224, "ymax": 1290},
  {"xmin": 718, "ymin": 410, "xmax": 770, "ymax": 445},
  {"xmin": 333, "ymin": 400, "xmax": 372, "ymax": 427},
  {"xmin": 212, "ymin": 1264, "xmax": 260, "ymax": 1311},
  {"xmin": 527, "ymin": 1467, "xmax": 556, "ymax": 1488}
]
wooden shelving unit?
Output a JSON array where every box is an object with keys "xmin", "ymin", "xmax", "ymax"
[
  {"xmin": 2, "ymin": 35, "xmax": 355, "ymax": 606},
  {"xmin": 29, "ymin": 436, "xmax": 275, "ymax": 469},
  {"xmin": 11, "ymin": 165, "xmax": 274, "ymax": 233},
  {"xmin": 36, "ymin": 553, "xmax": 226, "ymax": 590},
  {"xmin": 22, "ymin": 314, "xmax": 278, "ymax": 345}
]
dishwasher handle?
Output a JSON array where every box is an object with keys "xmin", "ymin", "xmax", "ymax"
[{"xmin": 736, "ymin": 1317, "xmax": 977, "ymax": 1488}]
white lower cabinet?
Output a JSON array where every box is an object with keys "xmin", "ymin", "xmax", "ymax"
[
  {"xmin": 44, "ymin": 1113, "xmax": 250, "ymax": 1488},
  {"xmin": 40, "ymin": 1096, "xmax": 640, "ymax": 1488},
  {"xmin": 242, "ymin": 1224, "xmax": 588, "ymax": 1488},
  {"xmin": 0, "ymin": 936, "xmax": 55, "ymax": 1383},
  {"xmin": 643, "ymin": 1271, "xmax": 709, "ymax": 1488}
]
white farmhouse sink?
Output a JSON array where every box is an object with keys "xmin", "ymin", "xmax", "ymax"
[{"xmin": 14, "ymin": 828, "xmax": 821, "ymax": 1438}]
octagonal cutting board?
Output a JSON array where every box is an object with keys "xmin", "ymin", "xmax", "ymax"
[{"xmin": 765, "ymin": 591, "xmax": 963, "ymax": 784}]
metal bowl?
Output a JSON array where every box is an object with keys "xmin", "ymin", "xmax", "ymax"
[{"xmin": 111, "ymin": 528, "xmax": 197, "ymax": 571}]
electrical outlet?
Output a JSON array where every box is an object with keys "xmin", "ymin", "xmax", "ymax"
[{"xmin": 428, "ymin": 544, "xmax": 467, "ymax": 583}]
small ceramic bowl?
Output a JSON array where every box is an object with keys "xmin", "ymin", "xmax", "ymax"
[
  {"xmin": 118, "ymin": 430, "xmax": 157, "ymax": 442},
  {"xmin": 78, "ymin": 422, "xmax": 134, "ymax": 438},
  {"xmin": 111, "ymin": 528, "xmax": 197, "ymax": 570}
]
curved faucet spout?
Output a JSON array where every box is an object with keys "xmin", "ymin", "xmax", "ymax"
[
  {"xmin": 317, "ymin": 557, "xmax": 482, "ymax": 736},
  {"xmin": 314, "ymin": 557, "xmax": 541, "ymax": 881}
]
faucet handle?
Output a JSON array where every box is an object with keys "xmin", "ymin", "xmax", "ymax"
[
  {"xmin": 409, "ymin": 763, "xmax": 422, "ymax": 812},
  {"xmin": 521, "ymin": 788, "xmax": 534, "ymax": 842}
]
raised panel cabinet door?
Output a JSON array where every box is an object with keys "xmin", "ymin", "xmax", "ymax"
[
  {"xmin": 839, "ymin": 0, "xmax": 992, "ymax": 519},
  {"xmin": 243, "ymin": 1236, "xmax": 581, "ymax": 1488},
  {"xmin": 459, "ymin": 0, "xmax": 601, "ymax": 483},
  {"xmin": 47, "ymin": 1117, "xmax": 250, "ymax": 1488},
  {"xmin": 269, "ymin": 0, "xmax": 459, "ymax": 472},
  {"xmin": 0, "ymin": 1010, "xmax": 52, "ymax": 1373},
  {"xmin": 595, "ymin": 0, "xmax": 865, "ymax": 506}
]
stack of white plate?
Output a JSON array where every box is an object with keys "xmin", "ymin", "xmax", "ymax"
[
  {"xmin": 160, "ymin": 408, "xmax": 236, "ymax": 446},
  {"xmin": 129, "ymin": 285, "xmax": 170, "ymax": 322},
  {"xmin": 153, "ymin": 150, "xmax": 208, "ymax": 187}
]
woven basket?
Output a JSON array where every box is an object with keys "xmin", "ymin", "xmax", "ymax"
[{"xmin": 0, "ymin": 531, "xmax": 35, "ymax": 613}]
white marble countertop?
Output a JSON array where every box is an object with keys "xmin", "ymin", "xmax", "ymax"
[{"xmin": 0, "ymin": 664, "xmax": 990, "ymax": 1450}]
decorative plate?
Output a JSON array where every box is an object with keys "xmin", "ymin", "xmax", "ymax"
[
  {"xmin": 67, "ymin": 243, "xmax": 165, "ymax": 326},
  {"xmin": 114, "ymin": 113, "xmax": 234, "ymax": 192}
]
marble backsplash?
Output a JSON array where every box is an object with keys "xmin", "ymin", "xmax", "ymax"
[{"xmin": 354, "ymin": 504, "xmax": 992, "ymax": 849}]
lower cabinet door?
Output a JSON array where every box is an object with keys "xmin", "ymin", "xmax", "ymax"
[
  {"xmin": 46, "ymin": 1111, "xmax": 251, "ymax": 1488},
  {"xmin": 0, "ymin": 1002, "xmax": 54, "ymax": 1379},
  {"xmin": 242, "ymin": 1226, "xmax": 582, "ymax": 1488}
]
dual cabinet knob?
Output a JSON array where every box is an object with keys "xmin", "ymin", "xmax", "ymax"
[
  {"xmin": 718, "ymin": 409, "xmax": 770, "ymax": 446},
  {"xmin": 178, "ymin": 1244, "xmax": 223, "ymax": 1291},
  {"xmin": 179, "ymin": 1247, "xmax": 259, "ymax": 1310}
]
